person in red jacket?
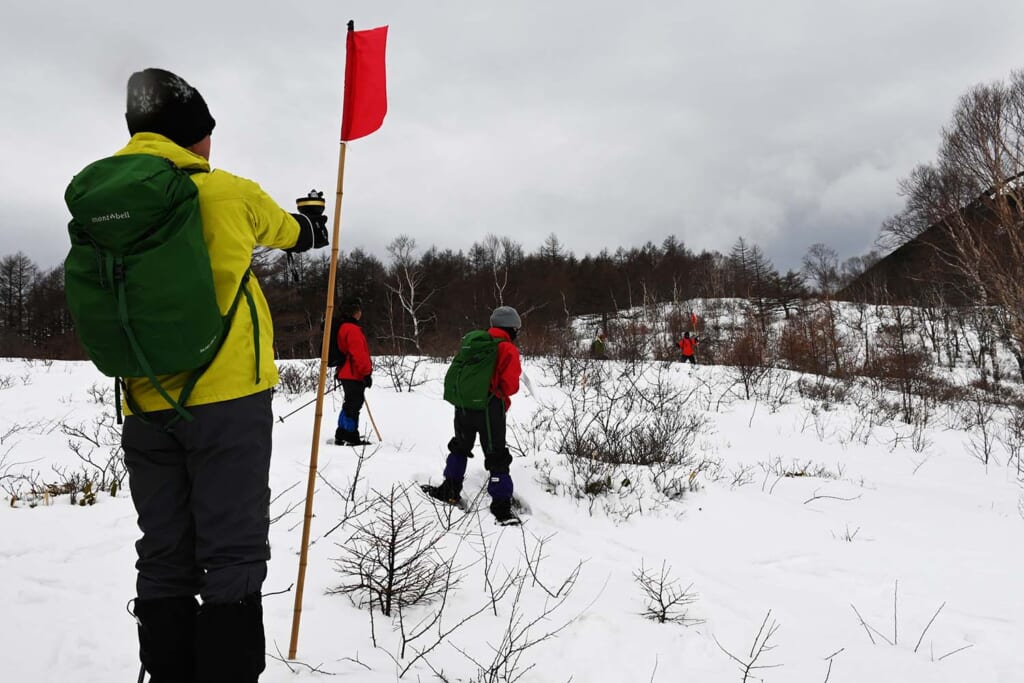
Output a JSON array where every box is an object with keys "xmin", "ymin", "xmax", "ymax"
[
  {"xmin": 678, "ymin": 332, "xmax": 698, "ymax": 364},
  {"xmin": 426, "ymin": 306, "xmax": 523, "ymax": 524},
  {"xmin": 334, "ymin": 297, "xmax": 373, "ymax": 446}
]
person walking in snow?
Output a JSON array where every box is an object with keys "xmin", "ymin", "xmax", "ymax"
[
  {"xmin": 426, "ymin": 306, "xmax": 523, "ymax": 524},
  {"xmin": 107, "ymin": 69, "xmax": 326, "ymax": 683},
  {"xmin": 678, "ymin": 331, "xmax": 698, "ymax": 364},
  {"xmin": 590, "ymin": 331, "xmax": 608, "ymax": 360},
  {"xmin": 333, "ymin": 296, "xmax": 373, "ymax": 446}
]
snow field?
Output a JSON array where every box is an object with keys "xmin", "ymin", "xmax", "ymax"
[{"xmin": 0, "ymin": 357, "xmax": 1021, "ymax": 682}]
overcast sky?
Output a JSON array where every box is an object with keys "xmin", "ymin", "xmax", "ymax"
[{"xmin": 3, "ymin": 0, "xmax": 1024, "ymax": 272}]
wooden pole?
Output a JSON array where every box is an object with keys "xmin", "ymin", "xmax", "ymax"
[
  {"xmin": 363, "ymin": 396, "xmax": 382, "ymax": 441},
  {"xmin": 288, "ymin": 141, "xmax": 348, "ymax": 659}
]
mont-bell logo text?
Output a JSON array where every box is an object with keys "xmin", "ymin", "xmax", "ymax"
[{"xmin": 91, "ymin": 211, "xmax": 130, "ymax": 224}]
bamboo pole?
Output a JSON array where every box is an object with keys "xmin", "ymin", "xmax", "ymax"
[{"xmin": 288, "ymin": 141, "xmax": 348, "ymax": 659}]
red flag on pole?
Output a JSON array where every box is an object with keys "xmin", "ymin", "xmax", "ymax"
[{"xmin": 341, "ymin": 23, "xmax": 388, "ymax": 141}]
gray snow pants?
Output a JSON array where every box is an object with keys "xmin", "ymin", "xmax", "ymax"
[{"xmin": 123, "ymin": 390, "xmax": 273, "ymax": 603}]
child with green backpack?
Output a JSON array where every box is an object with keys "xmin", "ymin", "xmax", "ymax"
[{"xmin": 425, "ymin": 306, "xmax": 523, "ymax": 525}]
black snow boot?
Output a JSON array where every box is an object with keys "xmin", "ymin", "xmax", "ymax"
[
  {"xmin": 423, "ymin": 478, "xmax": 462, "ymax": 506},
  {"xmin": 489, "ymin": 498, "xmax": 521, "ymax": 526},
  {"xmin": 134, "ymin": 595, "xmax": 199, "ymax": 683},
  {"xmin": 334, "ymin": 427, "xmax": 371, "ymax": 446},
  {"xmin": 195, "ymin": 594, "xmax": 265, "ymax": 683}
]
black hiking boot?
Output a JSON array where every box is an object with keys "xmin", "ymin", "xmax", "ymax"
[
  {"xmin": 334, "ymin": 428, "xmax": 371, "ymax": 446},
  {"xmin": 421, "ymin": 480, "xmax": 463, "ymax": 507},
  {"xmin": 490, "ymin": 498, "xmax": 521, "ymax": 526}
]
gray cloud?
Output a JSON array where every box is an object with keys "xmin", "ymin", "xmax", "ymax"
[{"xmin": 4, "ymin": 0, "xmax": 1023, "ymax": 272}]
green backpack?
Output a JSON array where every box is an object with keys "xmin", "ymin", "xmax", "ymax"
[
  {"xmin": 443, "ymin": 330, "xmax": 500, "ymax": 409},
  {"xmin": 63, "ymin": 153, "xmax": 255, "ymax": 421}
]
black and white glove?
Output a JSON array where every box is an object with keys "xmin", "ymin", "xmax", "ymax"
[{"xmin": 289, "ymin": 189, "xmax": 329, "ymax": 252}]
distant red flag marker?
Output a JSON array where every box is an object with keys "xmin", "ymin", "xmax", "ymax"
[{"xmin": 341, "ymin": 24, "xmax": 388, "ymax": 141}]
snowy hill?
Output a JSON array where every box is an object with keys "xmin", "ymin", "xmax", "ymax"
[{"xmin": 1, "ymin": 355, "xmax": 1022, "ymax": 682}]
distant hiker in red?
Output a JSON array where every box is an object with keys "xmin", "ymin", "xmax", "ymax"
[
  {"xmin": 678, "ymin": 332, "xmax": 698, "ymax": 364},
  {"xmin": 334, "ymin": 296, "xmax": 373, "ymax": 446},
  {"xmin": 426, "ymin": 306, "xmax": 523, "ymax": 525}
]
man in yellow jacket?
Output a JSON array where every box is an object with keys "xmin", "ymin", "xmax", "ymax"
[{"xmin": 117, "ymin": 69, "xmax": 323, "ymax": 683}]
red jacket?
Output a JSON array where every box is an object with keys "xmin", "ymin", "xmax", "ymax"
[
  {"xmin": 678, "ymin": 337, "xmax": 697, "ymax": 356},
  {"xmin": 488, "ymin": 327, "xmax": 521, "ymax": 411},
  {"xmin": 336, "ymin": 319, "xmax": 372, "ymax": 381}
]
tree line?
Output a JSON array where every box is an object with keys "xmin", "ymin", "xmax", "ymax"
[{"xmin": 0, "ymin": 234, "xmax": 881, "ymax": 362}]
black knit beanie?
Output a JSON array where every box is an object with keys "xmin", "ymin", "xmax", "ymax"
[
  {"xmin": 340, "ymin": 296, "xmax": 363, "ymax": 317},
  {"xmin": 125, "ymin": 68, "xmax": 216, "ymax": 147}
]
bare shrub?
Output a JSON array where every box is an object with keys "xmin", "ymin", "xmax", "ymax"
[
  {"xmin": 720, "ymin": 463, "xmax": 756, "ymax": 489},
  {"xmin": 534, "ymin": 363, "xmax": 711, "ymax": 518},
  {"xmin": 330, "ymin": 484, "xmax": 456, "ymax": 617},
  {"xmin": 308, "ymin": 448, "xmax": 376, "ymax": 540},
  {"xmin": 850, "ymin": 581, "xmax": 970, "ymax": 661},
  {"xmin": 60, "ymin": 411, "xmax": 126, "ymax": 496},
  {"xmin": 864, "ymin": 307, "xmax": 935, "ymax": 424},
  {"xmin": 47, "ymin": 468, "xmax": 97, "ymax": 506},
  {"xmin": 537, "ymin": 325, "xmax": 593, "ymax": 389},
  {"xmin": 276, "ymin": 360, "xmax": 320, "ymax": 395},
  {"xmin": 86, "ymin": 382, "xmax": 112, "ymax": 404},
  {"xmin": 959, "ymin": 389, "xmax": 1000, "ymax": 468},
  {"xmin": 759, "ymin": 458, "xmax": 844, "ymax": 481},
  {"xmin": 456, "ymin": 573, "xmax": 582, "ymax": 682},
  {"xmin": 722, "ymin": 311, "xmax": 771, "ymax": 400},
  {"xmin": 375, "ymin": 354, "xmax": 428, "ymax": 392},
  {"xmin": 909, "ymin": 404, "xmax": 934, "ymax": 455},
  {"xmin": 634, "ymin": 560, "xmax": 701, "ymax": 626},
  {"xmin": 714, "ymin": 610, "xmax": 782, "ymax": 682},
  {"xmin": 532, "ymin": 366, "xmax": 716, "ymax": 520},
  {"xmin": 796, "ymin": 375, "xmax": 850, "ymax": 410},
  {"xmin": 370, "ymin": 516, "xmax": 585, "ymax": 680},
  {"xmin": 606, "ymin": 316, "xmax": 652, "ymax": 369},
  {"xmin": 751, "ymin": 368, "xmax": 796, "ymax": 413},
  {"xmin": 778, "ymin": 304, "xmax": 848, "ymax": 376},
  {"xmin": 999, "ymin": 400, "xmax": 1024, "ymax": 477}
]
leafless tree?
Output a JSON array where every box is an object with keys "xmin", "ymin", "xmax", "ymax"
[
  {"xmin": 330, "ymin": 483, "xmax": 457, "ymax": 618},
  {"xmin": 634, "ymin": 560, "xmax": 701, "ymax": 626},
  {"xmin": 384, "ymin": 235, "xmax": 435, "ymax": 354},
  {"xmin": 473, "ymin": 234, "xmax": 523, "ymax": 307},
  {"xmin": 881, "ymin": 73, "xmax": 1024, "ymax": 380},
  {"xmin": 802, "ymin": 243, "xmax": 841, "ymax": 296}
]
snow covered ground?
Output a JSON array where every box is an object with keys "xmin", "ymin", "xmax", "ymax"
[{"xmin": 1, "ymin": 356, "xmax": 1022, "ymax": 682}]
